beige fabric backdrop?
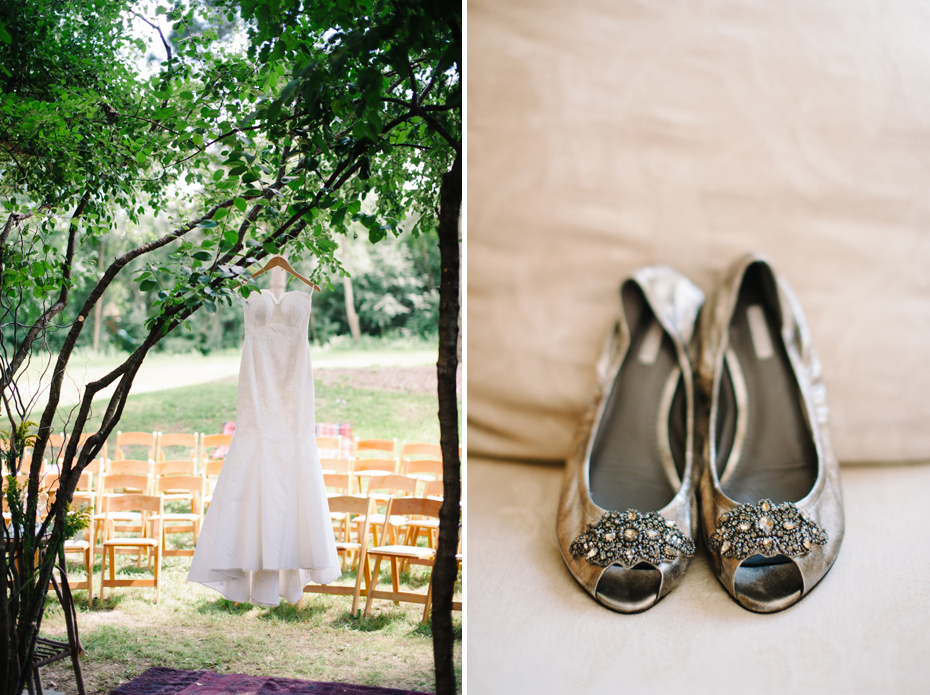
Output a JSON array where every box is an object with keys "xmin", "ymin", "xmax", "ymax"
[{"xmin": 468, "ymin": 0, "xmax": 930, "ymax": 464}]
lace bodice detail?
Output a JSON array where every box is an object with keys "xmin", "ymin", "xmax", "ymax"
[{"xmin": 245, "ymin": 289, "xmax": 312, "ymax": 331}]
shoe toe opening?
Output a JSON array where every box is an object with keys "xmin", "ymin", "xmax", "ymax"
[
  {"xmin": 595, "ymin": 562, "xmax": 662, "ymax": 613},
  {"xmin": 734, "ymin": 554, "xmax": 803, "ymax": 613}
]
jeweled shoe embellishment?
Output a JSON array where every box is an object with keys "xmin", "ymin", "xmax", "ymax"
[
  {"xmin": 708, "ymin": 499, "xmax": 827, "ymax": 560},
  {"xmin": 570, "ymin": 510, "xmax": 695, "ymax": 568}
]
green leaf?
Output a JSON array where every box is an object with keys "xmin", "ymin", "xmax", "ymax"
[
  {"xmin": 154, "ymin": 106, "xmax": 176, "ymax": 119},
  {"xmin": 140, "ymin": 279, "xmax": 157, "ymax": 292},
  {"xmin": 233, "ymin": 197, "xmax": 247, "ymax": 212},
  {"xmin": 193, "ymin": 250, "xmax": 213, "ymax": 261},
  {"xmin": 223, "ymin": 231, "xmax": 239, "ymax": 245},
  {"xmin": 214, "ymin": 207, "xmax": 230, "ymax": 219},
  {"xmin": 279, "ymin": 79, "xmax": 300, "ymax": 104},
  {"xmin": 197, "ymin": 219, "xmax": 218, "ymax": 228},
  {"xmin": 212, "ymin": 170, "xmax": 224, "ymax": 182},
  {"xmin": 262, "ymin": 240, "xmax": 280, "ymax": 255}
]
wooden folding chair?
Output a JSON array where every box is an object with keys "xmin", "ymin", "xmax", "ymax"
[
  {"xmin": 403, "ymin": 459, "xmax": 443, "ymax": 489},
  {"xmin": 422, "ymin": 535, "xmax": 463, "ymax": 622},
  {"xmin": 323, "ymin": 473, "xmax": 352, "ymax": 541},
  {"xmin": 303, "ymin": 495, "xmax": 376, "ymax": 612},
  {"xmin": 423, "ymin": 479, "xmax": 444, "ymax": 500},
  {"xmin": 354, "ymin": 438, "xmax": 397, "ymax": 462},
  {"xmin": 323, "ymin": 473, "xmax": 352, "ymax": 496},
  {"xmin": 202, "ymin": 458, "xmax": 224, "ymax": 510},
  {"xmin": 400, "ymin": 478, "xmax": 447, "ymax": 554},
  {"xmin": 400, "ymin": 442, "xmax": 441, "ymax": 474},
  {"xmin": 200, "ymin": 433, "xmax": 232, "ymax": 466},
  {"xmin": 99, "ymin": 493, "xmax": 163, "ymax": 603},
  {"xmin": 320, "ymin": 457, "xmax": 352, "ymax": 476},
  {"xmin": 93, "ymin": 472, "xmax": 151, "ymax": 557},
  {"xmin": 363, "ymin": 497, "xmax": 443, "ymax": 621},
  {"xmin": 153, "ymin": 460, "xmax": 197, "ymax": 512},
  {"xmin": 113, "ymin": 431, "xmax": 157, "ymax": 462},
  {"xmin": 351, "ymin": 457, "xmax": 398, "ymax": 496},
  {"xmin": 361, "ymin": 474, "xmax": 418, "ymax": 546},
  {"xmin": 61, "ymin": 491, "xmax": 96, "ymax": 602},
  {"xmin": 38, "ymin": 474, "xmax": 94, "ymax": 602},
  {"xmin": 155, "ymin": 432, "xmax": 199, "ymax": 463},
  {"xmin": 151, "ymin": 475, "xmax": 205, "ymax": 557},
  {"xmin": 316, "ymin": 435, "xmax": 343, "ymax": 460}
]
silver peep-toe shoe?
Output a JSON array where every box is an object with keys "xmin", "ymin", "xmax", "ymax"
[
  {"xmin": 697, "ymin": 254, "xmax": 844, "ymax": 613},
  {"xmin": 557, "ymin": 266, "xmax": 704, "ymax": 613}
]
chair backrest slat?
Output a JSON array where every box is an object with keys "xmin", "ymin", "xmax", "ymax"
[
  {"xmin": 401, "ymin": 442, "xmax": 441, "ymax": 459},
  {"xmin": 154, "ymin": 460, "xmax": 196, "ymax": 477},
  {"xmin": 423, "ymin": 479, "xmax": 444, "ymax": 499},
  {"xmin": 404, "ymin": 459, "xmax": 443, "ymax": 479},
  {"xmin": 367, "ymin": 474, "xmax": 418, "ymax": 497},
  {"xmin": 156, "ymin": 432, "xmax": 198, "ymax": 462},
  {"xmin": 100, "ymin": 473, "xmax": 150, "ymax": 494},
  {"xmin": 107, "ymin": 459, "xmax": 151, "ymax": 476},
  {"xmin": 104, "ymin": 493, "xmax": 162, "ymax": 514},
  {"xmin": 355, "ymin": 438, "xmax": 397, "ymax": 458},
  {"xmin": 352, "ymin": 458, "xmax": 397, "ymax": 473},
  {"xmin": 114, "ymin": 431, "xmax": 157, "ymax": 461}
]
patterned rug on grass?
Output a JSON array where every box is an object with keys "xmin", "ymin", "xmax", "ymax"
[{"xmin": 110, "ymin": 667, "xmax": 431, "ymax": 695}]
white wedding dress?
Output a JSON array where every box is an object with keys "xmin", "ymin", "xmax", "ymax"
[{"xmin": 187, "ymin": 289, "xmax": 341, "ymax": 606}]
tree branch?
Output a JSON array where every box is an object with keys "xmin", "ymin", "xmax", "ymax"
[
  {"xmin": 414, "ymin": 108, "xmax": 460, "ymax": 154},
  {"xmin": 27, "ymin": 197, "xmax": 241, "ymax": 472},
  {"xmin": 1, "ymin": 190, "xmax": 91, "ymax": 393}
]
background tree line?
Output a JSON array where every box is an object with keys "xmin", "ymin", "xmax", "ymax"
[{"xmin": 2, "ymin": 218, "xmax": 440, "ymax": 357}]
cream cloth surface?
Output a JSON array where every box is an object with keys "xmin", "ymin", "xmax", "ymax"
[
  {"xmin": 468, "ymin": 0, "xmax": 930, "ymax": 464},
  {"xmin": 468, "ymin": 456, "xmax": 930, "ymax": 694}
]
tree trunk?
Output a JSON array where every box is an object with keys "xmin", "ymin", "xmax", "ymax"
[
  {"xmin": 432, "ymin": 154, "xmax": 461, "ymax": 695},
  {"xmin": 343, "ymin": 275, "xmax": 361, "ymax": 341}
]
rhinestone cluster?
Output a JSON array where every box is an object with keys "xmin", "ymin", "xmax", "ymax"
[
  {"xmin": 708, "ymin": 499, "xmax": 827, "ymax": 560},
  {"xmin": 570, "ymin": 509, "xmax": 695, "ymax": 568}
]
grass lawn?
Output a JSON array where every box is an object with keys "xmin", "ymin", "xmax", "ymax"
[
  {"xmin": 36, "ymin": 366, "xmax": 461, "ymax": 694},
  {"xmin": 39, "ymin": 552, "xmax": 460, "ymax": 694},
  {"xmin": 51, "ymin": 372, "xmax": 445, "ymax": 445}
]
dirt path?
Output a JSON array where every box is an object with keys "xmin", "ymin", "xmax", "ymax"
[{"xmin": 314, "ymin": 365, "xmax": 462, "ymax": 394}]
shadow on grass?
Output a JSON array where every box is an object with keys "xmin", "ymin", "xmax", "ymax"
[
  {"xmin": 256, "ymin": 599, "xmax": 329, "ymax": 624},
  {"xmin": 91, "ymin": 593, "xmax": 128, "ymax": 610},
  {"xmin": 332, "ymin": 607, "xmax": 413, "ymax": 633},
  {"xmin": 410, "ymin": 615, "xmax": 462, "ymax": 640},
  {"xmin": 196, "ymin": 598, "xmax": 256, "ymax": 616}
]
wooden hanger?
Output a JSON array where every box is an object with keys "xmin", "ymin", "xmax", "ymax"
[{"xmin": 250, "ymin": 256, "xmax": 321, "ymax": 292}]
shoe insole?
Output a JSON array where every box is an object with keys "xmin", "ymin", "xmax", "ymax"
[
  {"xmin": 589, "ymin": 295, "xmax": 686, "ymax": 513},
  {"xmin": 716, "ymin": 267, "xmax": 817, "ymax": 505}
]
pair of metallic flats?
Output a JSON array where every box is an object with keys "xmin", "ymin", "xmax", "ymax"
[{"xmin": 557, "ymin": 254, "xmax": 844, "ymax": 614}]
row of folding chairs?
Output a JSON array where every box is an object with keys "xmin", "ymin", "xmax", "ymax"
[
  {"xmin": 34, "ymin": 432, "xmax": 449, "ymax": 480},
  {"xmin": 59, "ymin": 487, "xmax": 460, "ymax": 615},
  {"xmin": 306, "ymin": 495, "xmax": 463, "ymax": 622},
  {"xmin": 51, "ymin": 467, "xmax": 454, "ymax": 605},
  {"xmin": 36, "ymin": 431, "xmax": 232, "ymax": 473}
]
